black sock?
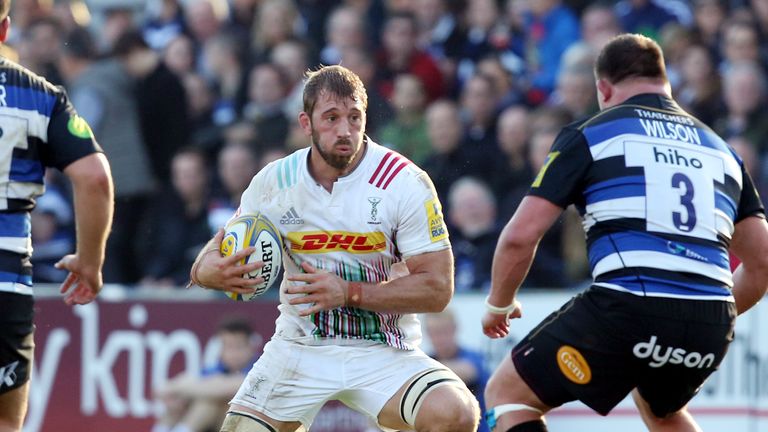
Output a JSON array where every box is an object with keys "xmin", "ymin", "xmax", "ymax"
[{"xmin": 505, "ymin": 419, "xmax": 548, "ymax": 432}]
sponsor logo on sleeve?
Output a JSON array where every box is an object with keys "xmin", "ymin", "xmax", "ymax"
[
  {"xmin": 557, "ymin": 345, "xmax": 591, "ymax": 384},
  {"xmin": 67, "ymin": 115, "xmax": 94, "ymax": 139},
  {"xmin": 424, "ymin": 198, "xmax": 447, "ymax": 242}
]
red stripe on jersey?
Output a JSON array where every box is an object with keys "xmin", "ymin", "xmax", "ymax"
[
  {"xmin": 369, "ymin": 152, "xmax": 393, "ymax": 184},
  {"xmin": 382, "ymin": 161, "xmax": 410, "ymax": 189},
  {"xmin": 375, "ymin": 155, "xmax": 402, "ymax": 188}
]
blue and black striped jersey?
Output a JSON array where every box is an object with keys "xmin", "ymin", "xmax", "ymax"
[
  {"xmin": 0, "ymin": 57, "xmax": 100, "ymax": 294},
  {"xmin": 528, "ymin": 93, "xmax": 765, "ymax": 300}
]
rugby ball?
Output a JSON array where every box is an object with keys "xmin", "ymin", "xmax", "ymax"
[{"xmin": 220, "ymin": 213, "xmax": 283, "ymax": 300}]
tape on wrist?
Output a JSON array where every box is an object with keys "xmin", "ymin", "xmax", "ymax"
[{"xmin": 484, "ymin": 295, "xmax": 517, "ymax": 315}]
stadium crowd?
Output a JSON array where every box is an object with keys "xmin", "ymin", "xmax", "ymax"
[{"xmin": 16, "ymin": 0, "xmax": 768, "ymax": 291}]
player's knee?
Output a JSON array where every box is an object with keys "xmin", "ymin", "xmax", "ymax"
[
  {"xmin": 402, "ymin": 368, "xmax": 477, "ymax": 432},
  {"xmin": 219, "ymin": 411, "xmax": 277, "ymax": 432},
  {"xmin": 417, "ymin": 387, "xmax": 479, "ymax": 432}
]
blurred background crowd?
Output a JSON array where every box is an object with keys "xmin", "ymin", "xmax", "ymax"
[{"xmin": 14, "ymin": 0, "xmax": 768, "ymax": 292}]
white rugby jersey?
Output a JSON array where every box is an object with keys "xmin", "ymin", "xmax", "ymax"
[{"xmin": 237, "ymin": 138, "xmax": 450, "ymax": 350}]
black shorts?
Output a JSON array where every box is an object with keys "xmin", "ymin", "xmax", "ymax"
[
  {"xmin": 0, "ymin": 292, "xmax": 34, "ymax": 395},
  {"xmin": 512, "ymin": 286, "xmax": 735, "ymax": 417}
]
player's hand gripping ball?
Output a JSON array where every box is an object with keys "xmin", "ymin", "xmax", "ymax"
[{"xmin": 220, "ymin": 213, "xmax": 283, "ymax": 300}]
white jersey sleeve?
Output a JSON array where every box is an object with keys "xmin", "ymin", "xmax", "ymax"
[{"xmin": 394, "ymin": 168, "xmax": 451, "ymax": 259}]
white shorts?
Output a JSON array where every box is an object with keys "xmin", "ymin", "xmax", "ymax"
[{"xmin": 230, "ymin": 337, "xmax": 449, "ymax": 430}]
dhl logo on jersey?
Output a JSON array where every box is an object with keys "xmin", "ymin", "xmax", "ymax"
[{"xmin": 287, "ymin": 231, "xmax": 387, "ymax": 254}]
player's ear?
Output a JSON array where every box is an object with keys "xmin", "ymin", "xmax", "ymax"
[
  {"xmin": 298, "ymin": 111, "xmax": 312, "ymax": 136},
  {"xmin": 596, "ymin": 78, "xmax": 612, "ymax": 108},
  {"xmin": 0, "ymin": 17, "xmax": 10, "ymax": 43}
]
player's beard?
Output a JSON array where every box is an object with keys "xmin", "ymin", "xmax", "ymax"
[{"xmin": 311, "ymin": 127, "xmax": 359, "ymax": 170}]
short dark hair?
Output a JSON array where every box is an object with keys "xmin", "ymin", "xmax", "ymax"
[
  {"xmin": 62, "ymin": 28, "xmax": 97, "ymax": 60},
  {"xmin": 217, "ymin": 316, "xmax": 253, "ymax": 337},
  {"xmin": 595, "ymin": 33, "xmax": 667, "ymax": 84},
  {"xmin": 112, "ymin": 29, "xmax": 150, "ymax": 58},
  {"xmin": 302, "ymin": 65, "xmax": 368, "ymax": 117}
]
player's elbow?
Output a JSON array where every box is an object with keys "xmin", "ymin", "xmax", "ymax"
[
  {"xmin": 424, "ymin": 273, "xmax": 453, "ymax": 312},
  {"xmin": 67, "ymin": 154, "xmax": 114, "ymax": 197},
  {"xmin": 498, "ymin": 228, "xmax": 539, "ymax": 255}
]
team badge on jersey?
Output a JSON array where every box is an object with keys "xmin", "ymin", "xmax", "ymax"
[
  {"xmin": 557, "ymin": 345, "xmax": 592, "ymax": 384},
  {"xmin": 367, "ymin": 197, "xmax": 382, "ymax": 225},
  {"xmin": 424, "ymin": 198, "xmax": 447, "ymax": 242},
  {"xmin": 67, "ymin": 115, "xmax": 93, "ymax": 139}
]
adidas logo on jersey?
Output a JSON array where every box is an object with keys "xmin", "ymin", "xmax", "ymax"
[{"xmin": 280, "ymin": 207, "xmax": 304, "ymax": 225}]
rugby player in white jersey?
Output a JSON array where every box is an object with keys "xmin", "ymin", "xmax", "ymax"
[{"xmin": 189, "ymin": 65, "xmax": 480, "ymax": 432}]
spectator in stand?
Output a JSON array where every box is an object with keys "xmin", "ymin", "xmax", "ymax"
[
  {"xmin": 455, "ymin": 0, "xmax": 506, "ymax": 85},
  {"xmin": 97, "ymin": 7, "xmax": 136, "ymax": 55},
  {"xmin": 713, "ymin": 61, "xmax": 768, "ymax": 153},
  {"xmin": 250, "ymin": 0, "xmax": 300, "ymax": 63},
  {"xmin": 142, "ymin": 0, "xmax": 185, "ymax": 50},
  {"xmin": 153, "ymin": 317, "xmax": 259, "ymax": 432},
  {"xmin": 242, "ymin": 62, "xmax": 290, "ymax": 150},
  {"xmin": 201, "ymin": 30, "xmax": 247, "ymax": 126},
  {"xmin": 51, "ymin": 0, "xmax": 91, "ymax": 34},
  {"xmin": 226, "ymin": 0, "xmax": 257, "ymax": 41},
  {"xmin": 580, "ymin": 2, "xmax": 622, "ymax": 52},
  {"xmin": 475, "ymin": 55, "xmax": 524, "ymax": 112},
  {"xmin": 550, "ymin": 66, "xmax": 598, "ymax": 120},
  {"xmin": 676, "ymin": 43, "xmax": 724, "ymax": 127},
  {"xmin": 413, "ymin": 0, "xmax": 466, "ymax": 95},
  {"xmin": 460, "ymin": 73, "xmax": 502, "ymax": 164},
  {"xmin": 8, "ymin": 0, "xmax": 52, "ymax": 44},
  {"xmin": 421, "ymin": 99, "xmax": 484, "ymax": 209},
  {"xmin": 16, "ymin": 17, "xmax": 64, "ymax": 84},
  {"xmin": 320, "ymin": 5, "xmax": 367, "ymax": 65},
  {"xmin": 447, "ymin": 177, "xmax": 500, "ymax": 293},
  {"xmin": 183, "ymin": 72, "xmax": 220, "ymax": 154},
  {"xmin": 114, "ymin": 30, "xmax": 190, "ymax": 186},
  {"xmin": 614, "ymin": 0, "xmax": 692, "ymax": 39},
  {"xmin": 521, "ymin": 0, "xmax": 580, "ymax": 104},
  {"xmin": 492, "ymin": 105, "xmax": 532, "ymax": 209},
  {"xmin": 162, "ymin": 34, "xmax": 196, "ymax": 77},
  {"xmin": 339, "ymin": 46, "xmax": 394, "ymax": 136},
  {"xmin": 379, "ymin": 74, "xmax": 431, "ymax": 164},
  {"xmin": 376, "ymin": 11, "xmax": 444, "ymax": 102},
  {"xmin": 719, "ymin": 18, "xmax": 762, "ymax": 73},
  {"xmin": 691, "ymin": 0, "xmax": 727, "ymax": 55},
  {"xmin": 271, "ymin": 39, "xmax": 310, "ymax": 119},
  {"xmin": 659, "ymin": 23, "xmax": 695, "ymax": 90},
  {"xmin": 184, "ymin": 0, "xmax": 227, "ymax": 48},
  {"xmin": 208, "ymin": 142, "xmax": 259, "ymax": 232},
  {"xmin": 141, "ymin": 147, "xmax": 212, "ymax": 287},
  {"xmin": 425, "ymin": 309, "xmax": 490, "ymax": 432}
]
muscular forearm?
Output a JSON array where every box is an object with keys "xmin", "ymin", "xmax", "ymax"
[
  {"xmin": 486, "ymin": 235, "xmax": 536, "ymax": 308},
  {"xmin": 732, "ymin": 264, "xmax": 768, "ymax": 315},
  {"xmin": 67, "ymin": 154, "xmax": 114, "ymax": 269},
  {"xmin": 344, "ymin": 249, "xmax": 453, "ymax": 313},
  {"xmin": 351, "ymin": 271, "xmax": 452, "ymax": 313}
]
